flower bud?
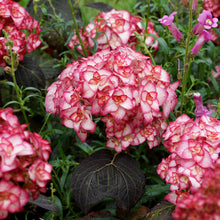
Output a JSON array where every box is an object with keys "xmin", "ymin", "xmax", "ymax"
[
  {"xmin": 4, "ymin": 66, "xmax": 11, "ymax": 75},
  {"xmin": 5, "ymin": 40, "xmax": 14, "ymax": 48},
  {"xmin": 3, "ymin": 56, "xmax": 11, "ymax": 65}
]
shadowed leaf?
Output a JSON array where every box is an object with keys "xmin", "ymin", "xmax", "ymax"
[
  {"xmin": 15, "ymin": 56, "xmax": 45, "ymax": 89},
  {"xmin": 28, "ymin": 194, "xmax": 59, "ymax": 212},
  {"xmin": 146, "ymin": 200, "xmax": 175, "ymax": 220},
  {"xmin": 70, "ymin": 149, "xmax": 145, "ymax": 214},
  {"xmin": 30, "ymin": 49, "xmax": 64, "ymax": 80}
]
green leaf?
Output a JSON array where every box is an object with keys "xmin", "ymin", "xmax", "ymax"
[
  {"xmin": 64, "ymin": 30, "xmax": 75, "ymax": 46},
  {"xmin": 70, "ymin": 149, "xmax": 145, "ymax": 214},
  {"xmin": 209, "ymin": 73, "xmax": 220, "ymax": 95},
  {"xmin": 147, "ymin": 34, "xmax": 169, "ymax": 55},
  {"xmin": 28, "ymin": 194, "xmax": 59, "ymax": 212},
  {"xmin": 29, "ymin": 50, "xmax": 64, "ymax": 80},
  {"xmin": 3, "ymin": 100, "xmax": 20, "ymax": 108},
  {"xmin": 75, "ymin": 141, "xmax": 94, "ymax": 155}
]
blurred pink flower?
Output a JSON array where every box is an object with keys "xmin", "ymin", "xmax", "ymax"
[
  {"xmin": 193, "ymin": 10, "xmax": 218, "ymax": 35},
  {"xmin": 211, "ymin": 65, "xmax": 220, "ymax": 78},
  {"xmin": 181, "ymin": 0, "xmax": 198, "ymax": 10},
  {"xmin": 0, "ymin": 180, "xmax": 30, "ymax": 219},
  {"xmin": 191, "ymin": 30, "xmax": 212, "ymax": 56},
  {"xmin": 158, "ymin": 12, "xmax": 183, "ymax": 41},
  {"xmin": 0, "ymin": 108, "xmax": 52, "ymax": 219},
  {"xmin": 172, "ymin": 159, "xmax": 220, "ymax": 219},
  {"xmin": 193, "ymin": 93, "xmax": 212, "ymax": 118},
  {"xmin": 192, "ymin": 0, "xmax": 198, "ymax": 11}
]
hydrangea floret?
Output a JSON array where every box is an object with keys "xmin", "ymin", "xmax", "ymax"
[
  {"xmin": 157, "ymin": 114, "xmax": 220, "ymax": 205},
  {"xmin": 0, "ymin": 0, "xmax": 41, "ymax": 67},
  {"xmin": 158, "ymin": 12, "xmax": 183, "ymax": 42},
  {"xmin": 68, "ymin": 9, "xmax": 159, "ymax": 56},
  {"xmin": 0, "ymin": 108, "xmax": 52, "ymax": 219},
  {"xmin": 45, "ymin": 47, "xmax": 179, "ymax": 152}
]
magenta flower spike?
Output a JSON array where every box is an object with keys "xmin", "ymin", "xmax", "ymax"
[
  {"xmin": 158, "ymin": 12, "xmax": 183, "ymax": 41},
  {"xmin": 191, "ymin": 30, "xmax": 212, "ymax": 56},
  {"xmin": 192, "ymin": 0, "xmax": 198, "ymax": 11},
  {"xmin": 193, "ymin": 93, "xmax": 212, "ymax": 118},
  {"xmin": 193, "ymin": 10, "xmax": 218, "ymax": 35}
]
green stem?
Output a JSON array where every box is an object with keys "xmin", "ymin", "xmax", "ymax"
[
  {"xmin": 48, "ymin": 0, "xmax": 57, "ymax": 17},
  {"xmin": 143, "ymin": 0, "xmax": 156, "ymax": 66},
  {"xmin": 145, "ymin": 46, "xmax": 156, "ymax": 66},
  {"xmin": 39, "ymin": 113, "xmax": 51, "ymax": 135},
  {"xmin": 10, "ymin": 52, "xmax": 30, "ymax": 130},
  {"xmin": 180, "ymin": 0, "xmax": 193, "ymax": 112},
  {"xmin": 67, "ymin": 0, "xmax": 88, "ymax": 58}
]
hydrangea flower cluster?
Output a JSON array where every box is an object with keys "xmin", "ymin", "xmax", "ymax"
[
  {"xmin": 45, "ymin": 47, "xmax": 179, "ymax": 152},
  {"xmin": 0, "ymin": 108, "xmax": 52, "ymax": 219},
  {"xmin": 172, "ymin": 159, "xmax": 220, "ymax": 219},
  {"xmin": 68, "ymin": 9, "xmax": 159, "ymax": 56},
  {"xmin": 0, "ymin": 0, "xmax": 41, "ymax": 67},
  {"xmin": 157, "ymin": 114, "xmax": 220, "ymax": 204}
]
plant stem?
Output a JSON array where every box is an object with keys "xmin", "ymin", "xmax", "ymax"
[
  {"xmin": 48, "ymin": 0, "xmax": 57, "ymax": 17},
  {"xmin": 67, "ymin": 0, "xmax": 88, "ymax": 58},
  {"xmin": 10, "ymin": 52, "xmax": 30, "ymax": 130},
  {"xmin": 39, "ymin": 113, "xmax": 51, "ymax": 135},
  {"xmin": 142, "ymin": 0, "xmax": 156, "ymax": 66},
  {"xmin": 180, "ymin": 0, "xmax": 193, "ymax": 112},
  {"xmin": 144, "ymin": 45, "xmax": 156, "ymax": 66}
]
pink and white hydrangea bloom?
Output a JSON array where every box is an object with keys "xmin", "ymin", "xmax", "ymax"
[
  {"xmin": 68, "ymin": 9, "xmax": 159, "ymax": 56},
  {"xmin": 0, "ymin": 180, "xmax": 30, "ymax": 219},
  {"xmin": 157, "ymin": 114, "xmax": 220, "ymax": 205},
  {"xmin": 158, "ymin": 12, "xmax": 183, "ymax": 41},
  {"xmin": 172, "ymin": 159, "xmax": 220, "ymax": 219},
  {"xmin": 0, "ymin": 108, "xmax": 52, "ymax": 219},
  {"xmin": 0, "ymin": 0, "xmax": 41, "ymax": 66},
  {"xmin": 45, "ymin": 47, "xmax": 179, "ymax": 152}
]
